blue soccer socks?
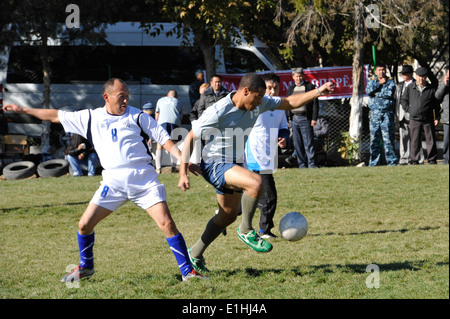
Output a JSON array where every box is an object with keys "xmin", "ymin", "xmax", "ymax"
[
  {"xmin": 77, "ymin": 232, "xmax": 95, "ymax": 269},
  {"xmin": 76, "ymin": 231, "xmax": 193, "ymax": 277},
  {"xmin": 166, "ymin": 233, "xmax": 194, "ymax": 277}
]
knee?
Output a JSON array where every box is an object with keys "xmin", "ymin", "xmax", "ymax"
[
  {"xmin": 224, "ymin": 211, "xmax": 237, "ymax": 224},
  {"xmin": 215, "ymin": 210, "xmax": 237, "ymax": 227},
  {"xmin": 158, "ymin": 216, "xmax": 178, "ymax": 236},
  {"xmin": 161, "ymin": 218, "xmax": 176, "ymax": 232},
  {"xmin": 247, "ymin": 174, "xmax": 263, "ymax": 198},
  {"xmin": 78, "ymin": 219, "xmax": 93, "ymax": 235}
]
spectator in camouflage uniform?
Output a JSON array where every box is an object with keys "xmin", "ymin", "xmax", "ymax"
[{"xmin": 366, "ymin": 63, "xmax": 398, "ymax": 166}]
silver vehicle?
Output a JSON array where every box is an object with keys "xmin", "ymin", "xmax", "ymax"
[{"xmin": 1, "ymin": 22, "xmax": 286, "ymax": 137}]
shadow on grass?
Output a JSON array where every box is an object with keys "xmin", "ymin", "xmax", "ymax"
[
  {"xmin": 0, "ymin": 201, "xmax": 90, "ymax": 213},
  {"xmin": 304, "ymin": 260, "xmax": 449, "ymax": 274},
  {"xmin": 214, "ymin": 259, "xmax": 449, "ymax": 278},
  {"xmin": 309, "ymin": 225, "xmax": 446, "ymax": 237}
]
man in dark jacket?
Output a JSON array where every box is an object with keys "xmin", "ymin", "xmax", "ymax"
[
  {"xmin": 189, "ymin": 74, "xmax": 229, "ymax": 121},
  {"xmin": 67, "ymin": 133, "xmax": 99, "ymax": 176},
  {"xmin": 401, "ymin": 67, "xmax": 440, "ymax": 164},
  {"xmin": 286, "ymin": 68, "xmax": 319, "ymax": 168},
  {"xmin": 395, "ymin": 65, "xmax": 423, "ymax": 164}
]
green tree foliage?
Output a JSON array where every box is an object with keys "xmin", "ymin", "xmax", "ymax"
[
  {"xmin": 0, "ymin": 0, "xmax": 151, "ymax": 154},
  {"xmin": 0, "ymin": 0, "xmax": 158, "ymax": 99},
  {"xmin": 367, "ymin": 0, "xmax": 449, "ymax": 85},
  {"xmin": 278, "ymin": 0, "xmax": 449, "ymax": 81},
  {"xmin": 142, "ymin": 0, "xmax": 280, "ymax": 80}
]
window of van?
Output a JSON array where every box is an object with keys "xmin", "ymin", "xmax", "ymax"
[
  {"xmin": 223, "ymin": 48, "xmax": 268, "ymax": 74},
  {"xmin": 258, "ymin": 47, "xmax": 287, "ymax": 71},
  {"xmin": 7, "ymin": 45, "xmax": 204, "ymax": 85}
]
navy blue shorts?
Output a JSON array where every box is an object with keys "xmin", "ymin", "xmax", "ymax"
[
  {"xmin": 201, "ymin": 161, "xmax": 244, "ymax": 195},
  {"xmin": 160, "ymin": 123, "xmax": 180, "ymax": 141}
]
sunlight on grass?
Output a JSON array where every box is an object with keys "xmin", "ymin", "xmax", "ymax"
[{"xmin": 0, "ymin": 165, "xmax": 448, "ymax": 299}]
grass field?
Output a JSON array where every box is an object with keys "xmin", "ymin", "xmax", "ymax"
[{"xmin": 0, "ymin": 164, "xmax": 448, "ymax": 300}]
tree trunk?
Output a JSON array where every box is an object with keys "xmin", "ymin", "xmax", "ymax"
[
  {"xmin": 349, "ymin": 2, "xmax": 365, "ymax": 145},
  {"xmin": 194, "ymin": 30, "xmax": 216, "ymax": 82},
  {"xmin": 39, "ymin": 38, "xmax": 52, "ymax": 158}
]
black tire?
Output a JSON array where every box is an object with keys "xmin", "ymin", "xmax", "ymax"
[
  {"xmin": 3, "ymin": 161, "xmax": 36, "ymax": 180},
  {"xmin": 37, "ymin": 159, "xmax": 69, "ymax": 178}
]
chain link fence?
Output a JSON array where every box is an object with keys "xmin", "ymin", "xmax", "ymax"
[
  {"xmin": 280, "ymin": 98, "xmax": 444, "ymax": 168},
  {"xmin": 280, "ymin": 98, "xmax": 370, "ymax": 167},
  {"xmin": 5, "ymin": 97, "xmax": 444, "ymax": 169},
  {"xmin": 318, "ymin": 99, "xmax": 373, "ymax": 166},
  {"xmin": 41, "ymin": 99, "xmax": 365, "ymax": 168}
]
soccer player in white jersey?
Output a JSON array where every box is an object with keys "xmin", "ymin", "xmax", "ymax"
[
  {"xmin": 3, "ymin": 78, "xmax": 206, "ymax": 282},
  {"xmin": 178, "ymin": 73, "xmax": 333, "ymax": 272},
  {"xmin": 244, "ymin": 73, "xmax": 289, "ymax": 239}
]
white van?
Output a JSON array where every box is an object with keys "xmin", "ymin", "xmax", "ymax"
[{"xmin": 1, "ymin": 22, "xmax": 287, "ymax": 137}]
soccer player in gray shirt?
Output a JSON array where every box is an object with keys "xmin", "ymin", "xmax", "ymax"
[{"xmin": 178, "ymin": 73, "xmax": 334, "ymax": 272}]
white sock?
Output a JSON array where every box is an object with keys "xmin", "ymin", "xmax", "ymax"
[{"xmin": 155, "ymin": 149, "xmax": 162, "ymax": 170}]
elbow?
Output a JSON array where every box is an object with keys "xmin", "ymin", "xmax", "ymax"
[
  {"xmin": 49, "ymin": 115, "xmax": 60, "ymax": 124},
  {"xmin": 45, "ymin": 110, "xmax": 60, "ymax": 123}
]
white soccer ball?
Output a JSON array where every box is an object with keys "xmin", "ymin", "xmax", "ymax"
[{"xmin": 279, "ymin": 212, "xmax": 308, "ymax": 242}]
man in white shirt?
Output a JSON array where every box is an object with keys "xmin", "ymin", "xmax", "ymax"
[
  {"xmin": 245, "ymin": 73, "xmax": 289, "ymax": 239},
  {"xmin": 2, "ymin": 78, "xmax": 206, "ymax": 282},
  {"xmin": 154, "ymin": 89, "xmax": 183, "ymax": 173}
]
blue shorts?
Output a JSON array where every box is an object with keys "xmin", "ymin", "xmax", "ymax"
[
  {"xmin": 201, "ymin": 161, "xmax": 244, "ymax": 195},
  {"xmin": 160, "ymin": 123, "xmax": 180, "ymax": 141}
]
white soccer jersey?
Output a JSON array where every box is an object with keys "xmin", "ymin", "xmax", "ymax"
[
  {"xmin": 58, "ymin": 106, "xmax": 170, "ymax": 170},
  {"xmin": 191, "ymin": 92, "xmax": 281, "ymax": 164},
  {"xmin": 245, "ymin": 110, "xmax": 288, "ymax": 173}
]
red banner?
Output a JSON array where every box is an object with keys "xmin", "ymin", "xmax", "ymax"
[{"xmin": 219, "ymin": 65, "xmax": 369, "ymax": 99}]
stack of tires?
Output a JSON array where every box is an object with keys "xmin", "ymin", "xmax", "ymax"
[{"xmin": 2, "ymin": 159, "xmax": 69, "ymax": 180}]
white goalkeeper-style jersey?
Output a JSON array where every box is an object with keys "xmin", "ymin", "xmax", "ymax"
[
  {"xmin": 191, "ymin": 92, "xmax": 281, "ymax": 164},
  {"xmin": 58, "ymin": 106, "xmax": 170, "ymax": 171},
  {"xmin": 245, "ymin": 109, "xmax": 288, "ymax": 174}
]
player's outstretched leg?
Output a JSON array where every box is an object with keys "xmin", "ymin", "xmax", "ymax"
[
  {"xmin": 237, "ymin": 192, "xmax": 273, "ymax": 253},
  {"xmin": 148, "ymin": 202, "xmax": 208, "ymax": 281},
  {"xmin": 188, "ymin": 218, "xmax": 226, "ymax": 272},
  {"xmin": 224, "ymin": 165, "xmax": 273, "ymax": 253},
  {"xmin": 61, "ymin": 204, "xmax": 112, "ymax": 283},
  {"xmin": 189, "ymin": 191, "xmax": 241, "ymax": 272},
  {"xmin": 167, "ymin": 232, "xmax": 209, "ymax": 281}
]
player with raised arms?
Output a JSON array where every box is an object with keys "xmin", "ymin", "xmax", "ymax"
[
  {"xmin": 3, "ymin": 78, "xmax": 207, "ymax": 282},
  {"xmin": 178, "ymin": 73, "xmax": 333, "ymax": 272}
]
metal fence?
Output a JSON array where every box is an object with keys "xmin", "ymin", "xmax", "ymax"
[
  {"xmin": 280, "ymin": 98, "xmax": 368, "ymax": 167},
  {"xmin": 320, "ymin": 98, "xmax": 371, "ymax": 165},
  {"xmin": 41, "ymin": 99, "xmax": 360, "ymax": 168},
  {"xmin": 288, "ymin": 98, "xmax": 445, "ymax": 167},
  {"xmin": 8, "ymin": 97, "xmax": 445, "ymax": 168}
]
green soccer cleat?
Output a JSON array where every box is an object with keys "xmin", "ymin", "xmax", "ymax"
[
  {"xmin": 188, "ymin": 248, "xmax": 210, "ymax": 273},
  {"xmin": 237, "ymin": 228, "xmax": 273, "ymax": 253}
]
